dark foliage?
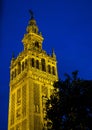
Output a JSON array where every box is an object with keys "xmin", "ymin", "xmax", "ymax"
[{"xmin": 45, "ymin": 71, "xmax": 92, "ymax": 130}]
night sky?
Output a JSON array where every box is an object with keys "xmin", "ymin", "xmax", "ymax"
[{"xmin": 1, "ymin": 0, "xmax": 92, "ymax": 129}]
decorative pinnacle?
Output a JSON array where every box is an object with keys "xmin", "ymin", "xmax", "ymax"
[
  {"xmin": 29, "ymin": 9, "xmax": 34, "ymax": 19},
  {"xmin": 12, "ymin": 52, "xmax": 15, "ymax": 59},
  {"xmin": 52, "ymin": 48, "xmax": 56, "ymax": 58},
  {"xmin": 52, "ymin": 48, "xmax": 55, "ymax": 55}
]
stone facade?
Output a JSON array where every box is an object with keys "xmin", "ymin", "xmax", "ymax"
[{"xmin": 8, "ymin": 14, "xmax": 58, "ymax": 130}]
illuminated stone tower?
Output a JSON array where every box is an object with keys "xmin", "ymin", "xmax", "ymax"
[{"xmin": 8, "ymin": 12, "xmax": 58, "ymax": 130}]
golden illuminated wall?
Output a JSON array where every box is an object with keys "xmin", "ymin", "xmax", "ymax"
[{"xmin": 8, "ymin": 15, "xmax": 58, "ymax": 130}]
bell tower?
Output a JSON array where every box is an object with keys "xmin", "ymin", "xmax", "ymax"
[
  {"xmin": 8, "ymin": 12, "xmax": 58, "ymax": 130},
  {"xmin": 22, "ymin": 11, "xmax": 43, "ymax": 51}
]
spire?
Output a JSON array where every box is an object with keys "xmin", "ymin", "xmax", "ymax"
[
  {"xmin": 12, "ymin": 52, "xmax": 15, "ymax": 60},
  {"xmin": 22, "ymin": 11, "xmax": 43, "ymax": 51},
  {"xmin": 11, "ymin": 52, "xmax": 15, "ymax": 65},
  {"xmin": 26, "ymin": 10, "xmax": 39, "ymax": 34}
]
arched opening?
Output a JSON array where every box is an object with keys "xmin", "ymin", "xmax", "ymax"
[
  {"xmin": 18, "ymin": 62, "xmax": 21, "ymax": 74},
  {"xmin": 15, "ymin": 69, "xmax": 16, "ymax": 77},
  {"xmin": 22, "ymin": 62, "xmax": 24, "ymax": 71},
  {"xmin": 48, "ymin": 65, "xmax": 51, "ymax": 74},
  {"xmin": 32, "ymin": 58, "xmax": 35, "ymax": 67},
  {"xmin": 52, "ymin": 66, "xmax": 55, "ymax": 75},
  {"xmin": 36, "ymin": 60, "xmax": 39, "ymax": 69},
  {"xmin": 25, "ymin": 59, "xmax": 27, "ymax": 68},
  {"xmin": 35, "ymin": 41, "xmax": 39, "ymax": 48},
  {"xmin": 41, "ymin": 59, "xmax": 46, "ymax": 71}
]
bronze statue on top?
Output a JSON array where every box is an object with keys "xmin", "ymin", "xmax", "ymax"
[{"xmin": 29, "ymin": 9, "xmax": 34, "ymax": 19}]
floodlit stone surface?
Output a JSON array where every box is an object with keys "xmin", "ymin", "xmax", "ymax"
[{"xmin": 8, "ymin": 15, "xmax": 58, "ymax": 130}]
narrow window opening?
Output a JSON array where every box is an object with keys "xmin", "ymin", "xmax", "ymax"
[
  {"xmin": 18, "ymin": 62, "xmax": 21, "ymax": 74},
  {"xmin": 32, "ymin": 58, "xmax": 35, "ymax": 67},
  {"xmin": 52, "ymin": 66, "xmax": 55, "ymax": 75},
  {"xmin": 15, "ymin": 69, "xmax": 16, "ymax": 77},
  {"xmin": 22, "ymin": 62, "xmax": 24, "ymax": 71},
  {"xmin": 25, "ymin": 59, "xmax": 27, "ymax": 68},
  {"xmin": 41, "ymin": 59, "xmax": 46, "ymax": 71},
  {"xmin": 35, "ymin": 42, "xmax": 39, "ymax": 48},
  {"xmin": 48, "ymin": 65, "xmax": 51, "ymax": 74}
]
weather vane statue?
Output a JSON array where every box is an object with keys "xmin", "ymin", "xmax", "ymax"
[{"xmin": 29, "ymin": 9, "xmax": 34, "ymax": 19}]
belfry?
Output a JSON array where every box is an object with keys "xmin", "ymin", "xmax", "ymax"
[{"xmin": 8, "ymin": 12, "xmax": 58, "ymax": 130}]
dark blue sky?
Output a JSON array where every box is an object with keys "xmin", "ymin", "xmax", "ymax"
[{"xmin": 1, "ymin": 0, "xmax": 92, "ymax": 129}]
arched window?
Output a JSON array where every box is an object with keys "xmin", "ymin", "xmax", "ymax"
[
  {"xmin": 41, "ymin": 59, "xmax": 46, "ymax": 71},
  {"xmin": 17, "ymin": 88, "xmax": 21, "ymax": 105},
  {"xmin": 32, "ymin": 58, "xmax": 35, "ymax": 67},
  {"xmin": 36, "ymin": 60, "xmax": 39, "ymax": 69},
  {"xmin": 52, "ymin": 66, "xmax": 55, "ymax": 75},
  {"xmin": 48, "ymin": 65, "xmax": 51, "ymax": 74},
  {"xmin": 11, "ymin": 71, "xmax": 13, "ymax": 80},
  {"xmin": 15, "ymin": 69, "xmax": 16, "ymax": 77},
  {"xmin": 25, "ymin": 59, "xmax": 27, "ymax": 68},
  {"xmin": 22, "ymin": 62, "xmax": 24, "ymax": 71},
  {"xmin": 18, "ymin": 62, "xmax": 21, "ymax": 74},
  {"xmin": 35, "ymin": 41, "xmax": 39, "ymax": 48}
]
